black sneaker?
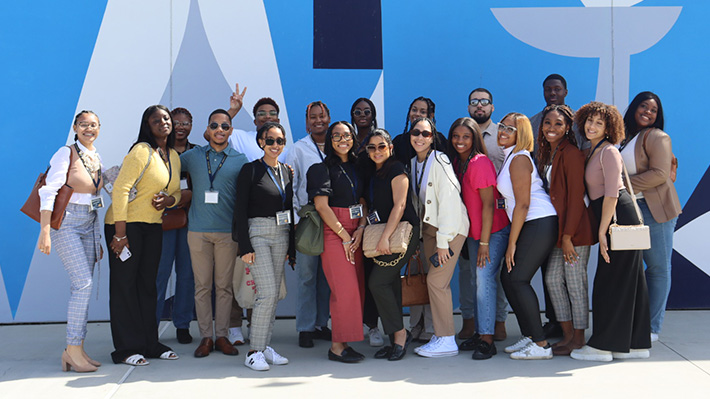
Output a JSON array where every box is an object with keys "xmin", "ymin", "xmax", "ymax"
[
  {"xmin": 472, "ymin": 341, "xmax": 497, "ymax": 360},
  {"xmin": 299, "ymin": 331, "xmax": 315, "ymax": 348},
  {"xmin": 458, "ymin": 333, "xmax": 482, "ymax": 351},
  {"xmin": 176, "ymin": 328, "xmax": 193, "ymax": 344},
  {"xmin": 314, "ymin": 326, "xmax": 332, "ymax": 340}
]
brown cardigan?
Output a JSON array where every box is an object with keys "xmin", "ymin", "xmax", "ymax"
[
  {"xmin": 548, "ymin": 140, "xmax": 596, "ymax": 247},
  {"xmin": 628, "ymin": 128, "xmax": 682, "ymax": 224}
]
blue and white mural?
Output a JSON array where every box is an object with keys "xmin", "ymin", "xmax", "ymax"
[{"xmin": 1, "ymin": 0, "xmax": 707, "ymax": 323}]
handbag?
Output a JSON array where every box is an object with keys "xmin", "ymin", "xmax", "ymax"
[
  {"xmin": 103, "ymin": 144, "xmax": 152, "ymax": 202},
  {"xmin": 362, "ymin": 221, "xmax": 413, "ymax": 258},
  {"xmin": 609, "ymin": 158, "xmax": 651, "ymax": 251},
  {"xmin": 401, "ymin": 254, "xmax": 429, "ymax": 307},
  {"xmin": 20, "ymin": 147, "xmax": 75, "ymax": 230},
  {"xmin": 162, "ymin": 207, "xmax": 187, "ymax": 231},
  {"xmin": 235, "ymin": 260, "xmax": 288, "ymax": 309},
  {"xmin": 295, "ymin": 203, "xmax": 324, "ymax": 256}
]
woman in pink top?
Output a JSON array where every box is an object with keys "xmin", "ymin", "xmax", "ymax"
[{"xmin": 448, "ymin": 117, "xmax": 510, "ymax": 360}]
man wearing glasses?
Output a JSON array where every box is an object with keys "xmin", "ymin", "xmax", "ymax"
[
  {"xmin": 229, "ymin": 96, "xmax": 281, "ymax": 162},
  {"xmin": 468, "ymin": 88, "xmax": 505, "ymax": 173},
  {"xmin": 181, "ymin": 109, "xmax": 249, "ymax": 358}
]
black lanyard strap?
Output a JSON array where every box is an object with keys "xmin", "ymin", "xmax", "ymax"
[
  {"xmin": 312, "ymin": 136, "xmax": 325, "ymax": 161},
  {"xmin": 338, "ymin": 163, "xmax": 359, "ymax": 204},
  {"xmin": 206, "ymin": 150, "xmax": 228, "ymax": 191},
  {"xmin": 74, "ymin": 144, "xmax": 102, "ymax": 194},
  {"xmin": 586, "ymin": 138, "xmax": 607, "ymax": 166},
  {"xmin": 414, "ymin": 149, "xmax": 432, "ymax": 196},
  {"xmin": 262, "ymin": 159, "xmax": 286, "ymax": 210}
]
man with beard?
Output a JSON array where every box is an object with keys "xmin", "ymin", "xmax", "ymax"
[{"xmin": 467, "ymin": 88, "xmax": 505, "ymax": 172}]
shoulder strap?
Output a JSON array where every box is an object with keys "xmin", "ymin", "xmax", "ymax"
[
  {"xmin": 612, "ymin": 148, "xmax": 644, "ymax": 225},
  {"xmin": 65, "ymin": 145, "xmax": 74, "ymax": 183},
  {"xmin": 132, "ymin": 144, "xmax": 153, "ymax": 189}
]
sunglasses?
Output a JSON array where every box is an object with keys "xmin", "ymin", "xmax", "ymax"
[
  {"xmin": 263, "ymin": 137, "xmax": 286, "ymax": 146},
  {"xmin": 332, "ymin": 133, "xmax": 353, "ymax": 142},
  {"xmin": 410, "ymin": 129, "xmax": 433, "ymax": 138},
  {"xmin": 256, "ymin": 110, "xmax": 278, "ymax": 117},
  {"xmin": 209, "ymin": 122, "xmax": 231, "ymax": 131},
  {"xmin": 498, "ymin": 123, "xmax": 517, "ymax": 134},
  {"xmin": 469, "ymin": 98, "xmax": 492, "ymax": 106},
  {"xmin": 366, "ymin": 143, "xmax": 389, "ymax": 153},
  {"xmin": 353, "ymin": 109, "xmax": 372, "ymax": 117}
]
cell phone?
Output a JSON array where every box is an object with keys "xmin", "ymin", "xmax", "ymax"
[
  {"xmin": 119, "ymin": 246, "xmax": 132, "ymax": 262},
  {"xmin": 429, "ymin": 248, "xmax": 455, "ymax": 268}
]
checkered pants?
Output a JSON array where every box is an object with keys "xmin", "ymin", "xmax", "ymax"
[
  {"xmin": 51, "ymin": 203, "xmax": 100, "ymax": 345},
  {"xmin": 544, "ymin": 245, "xmax": 591, "ymax": 329},
  {"xmin": 247, "ymin": 217, "xmax": 289, "ymax": 352}
]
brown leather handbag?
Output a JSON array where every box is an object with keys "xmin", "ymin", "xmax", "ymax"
[
  {"xmin": 21, "ymin": 149, "xmax": 74, "ymax": 230},
  {"xmin": 162, "ymin": 207, "xmax": 188, "ymax": 231},
  {"xmin": 401, "ymin": 253, "xmax": 429, "ymax": 307}
]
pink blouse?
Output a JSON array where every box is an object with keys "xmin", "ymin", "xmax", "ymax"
[
  {"xmin": 461, "ymin": 154, "xmax": 510, "ymax": 240},
  {"xmin": 584, "ymin": 143, "xmax": 624, "ymax": 200}
]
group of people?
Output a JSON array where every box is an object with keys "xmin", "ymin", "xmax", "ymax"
[{"xmin": 37, "ymin": 73, "xmax": 680, "ymax": 372}]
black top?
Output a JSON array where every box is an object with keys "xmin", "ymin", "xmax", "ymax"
[
  {"xmin": 232, "ymin": 160, "xmax": 295, "ymax": 262},
  {"xmin": 392, "ymin": 131, "xmax": 448, "ymax": 168},
  {"xmin": 306, "ymin": 161, "xmax": 364, "ymax": 207},
  {"xmin": 366, "ymin": 161, "xmax": 419, "ymax": 226}
]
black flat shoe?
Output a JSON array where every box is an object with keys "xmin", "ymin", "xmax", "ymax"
[
  {"xmin": 388, "ymin": 330, "xmax": 412, "ymax": 361},
  {"xmin": 374, "ymin": 346, "xmax": 392, "ymax": 359},
  {"xmin": 328, "ymin": 349, "xmax": 364, "ymax": 363},
  {"xmin": 314, "ymin": 326, "xmax": 332, "ymax": 341},
  {"xmin": 459, "ymin": 333, "xmax": 481, "ymax": 351},
  {"xmin": 176, "ymin": 328, "xmax": 193, "ymax": 344},
  {"xmin": 472, "ymin": 341, "xmax": 497, "ymax": 360},
  {"xmin": 299, "ymin": 331, "xmax": 315, "ymax": 348},
  {"xmin": 343, "ymin": 347, "xmax": 365, "ymax": 361}
]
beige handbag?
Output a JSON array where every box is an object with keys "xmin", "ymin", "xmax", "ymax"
[
  {"xmin": 609, "ymin": 159, "xmax": 651, "ymax": 251},
  {"xmin": 362, "ymin": 221, "xmax": 413, "ymax": 258}
]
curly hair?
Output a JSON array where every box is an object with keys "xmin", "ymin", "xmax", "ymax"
[
  {"xmin": 536, "ymin": 104, "xmax": 576, "ymax": 171},
  {"xmin": 574, "ymin": 101, "xmax": 625, "ymax": 145},
  {"xmin": 500, "ymin": 112, "xmax": 534, "ymax": 153}
]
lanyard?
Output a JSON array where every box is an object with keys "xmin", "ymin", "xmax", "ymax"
[
  {"xmin": 414, "ymin": 149, "xmax": 432, "ymax": 197},
  {"xmin": 338, "ymin": 163, "xmax": 358, "ymax": 204},
  {"xmin": 586, "ymin": 138, "xmax": 607, "ymax": 166},
  {"xmin": 312, "ymin": 136, "xmax": 325, "ymax": 161},
  {"xmin": 541, "ymin": 145, "xmax": 559, "ymax": 193},
  {"xmin": 205, "ymin": 150, "xmax": 228, "ymax": 191},
  {"xmin": 262, "ymin": 159, "xmax": 286, "ymax": 210},
  {"xmin": 73, "ymin": 144, "xmax": 102, "ymax": 194}
]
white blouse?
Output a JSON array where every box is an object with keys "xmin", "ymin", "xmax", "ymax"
[
  {"xmin": 38, "ymin": 142, "xmax": 103, "ymax": 211},
  {"xmin": 496, "ymin": 147, "xmax": 556, "ymax": 222}
]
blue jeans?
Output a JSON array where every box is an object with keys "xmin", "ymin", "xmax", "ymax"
[
  {"xmin": 295, "ymin": 250, "xmax": 331, "ymax": 332},
  {"xmin": 467, "ymin": 225, "xmax": 510, "ymax": 335},
  {"xmin": 459, "ymin": 249, "xmax": 509, "ymax": 322},
  {"xmin": 155, "ymin": 227, "xmax": 194, "ymax": 329},
  {"xmin": 638, "ymin": 199, "xmax": 677, "ymax": 334}
]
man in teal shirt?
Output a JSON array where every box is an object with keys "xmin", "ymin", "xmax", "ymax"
[{"xmin": 181, "ymin": 109, "xmax": 248, "ymax": 358}]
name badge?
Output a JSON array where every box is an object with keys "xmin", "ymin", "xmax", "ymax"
[
  {"xmin": 180, "ymin": 178, "xmax": 188, "ymax": 190},
  {"xmin": 104, "ymin": 182, "xmax": 113, "ymax": 193},
  {"xmin": 90, "ymin": 196, "xmax": 104, "ymax": 210},
  {"xmin": 205, "ymin": 190, "xmax": 219, "ymax": 204},
  {"xmin": 276, "ymin": 210, "xmax": 291, "ymax": 225},
  {"xmin": 496, "ymin": 198, "xmax": 507, "ymax": 210},
  {"xmin": 367, "ymin": 210, "xmax": 380, "ymax": 225},
  {"xmin": 349, "ymin": 204, "xmax": 363, "ymax": 219}
]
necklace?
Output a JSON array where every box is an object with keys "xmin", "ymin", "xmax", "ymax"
[{"xmin": 76, "ymin": 147, "xmax": 101, "ymax": 173}]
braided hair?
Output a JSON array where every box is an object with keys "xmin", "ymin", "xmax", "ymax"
[
  {"xmin": 536, "ymin": 104, "xmax": 576, "ymax": 174},
  {"xmin": 402, "ymin": 96, "xmax": 436, "ymax": 134}
]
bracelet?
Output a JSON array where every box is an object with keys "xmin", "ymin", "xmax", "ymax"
[
  {"xmin": 336, "ymin": 227, "xmax": 345, "ymax": 235},
  {"xmin": 342, "ymin": 239, "xmax": 354, "ymax": 245},
  {"xmin": 479, "ymin": 242, "xmax": 489, "ymax": 246},
  {"xmin": 113, "ymin": 235, "xmax": 127, "ymax": 242}
]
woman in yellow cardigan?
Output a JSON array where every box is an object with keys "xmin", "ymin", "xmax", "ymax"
[{"xmin": 104, "ymin": 105, "xmax": 182, "ymax": 366}]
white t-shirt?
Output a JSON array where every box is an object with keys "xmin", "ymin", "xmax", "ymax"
[
  {"xmin": 619, "ymin": 134, "xmax": 643, "ymax": 199},
  {"xmin": 229, "ymin": 129, "xmax": 263, "ymax": 162}
]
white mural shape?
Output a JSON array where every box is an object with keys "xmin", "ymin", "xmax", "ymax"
[
  {"xmin": 491, "ymin": 2, "xmax": 681, "ymax": 108},
  {"xmin": 673, "ymin": 212, "xmax": 710, "ymax": 278}
]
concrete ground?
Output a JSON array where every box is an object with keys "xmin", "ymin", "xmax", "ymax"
[{"xmin": 0, "ymin": 311, "xmax": 708, "ymax": 399}]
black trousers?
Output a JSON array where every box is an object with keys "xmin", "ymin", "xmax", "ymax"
[
  {"xmin": 362, "ymin": 257, "xmax": 380, "ymax": 328},
  {"xmin": 501, "ymin": 216, "xmax": 558, "ymax": 343},
  {"xmin": 106, "ymin": 223, "xmax": 171, "ymax": 364},
  {"xmin": 368, "ymin": 225, "xmax": 420, "ymax": 336},
  {"xmin": 587, "ymin": 190, "xmax": 651, "ymax": 352}
]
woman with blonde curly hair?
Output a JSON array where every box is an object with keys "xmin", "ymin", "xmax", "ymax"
[{"xmin": 570, "ymin": 102, "xmax": 651, "ymax": 362}]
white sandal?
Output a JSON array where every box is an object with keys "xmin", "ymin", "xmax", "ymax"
[
  {"xmin": 124, "ymin": 354, "xmax": 149, "ymax": 366},
  {"xmin": 160, "ymin": 350, "xmax": 179, "ymax": 360}
]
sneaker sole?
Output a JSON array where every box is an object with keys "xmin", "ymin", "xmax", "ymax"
[
  {"xmin": 416, "ymin": 350, "xmax": 459, "ymax": 358},
  {"xmin": 509, "ymin": 353, "xmax": 553, "ymax": 360},
  {"xmin": 570, "ymin": 352, "xmax": 613, "ymax": 362},
  {"xmin": 612, "ymin": 350, "xmax": 650, "ymax": 360}
]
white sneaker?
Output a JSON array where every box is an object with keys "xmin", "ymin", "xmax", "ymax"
[
  {"xmin": 504, "ymin": 336, "xmax": 533, "ymax": 353},
  {"xmin": 416, "ymin": 335, "xmax": 459, "ymax": 358},
  {"xmin": 368, "ymin": 327, "xmax": 384, "ymax": 347},
  {"xmin": 650, "ymin": 333, "xmax": 659, "ymax": 342},
  {"xmin": 414, "ymin": 335, "xmax": 438, "ymax": 354},
  {"xmin": 245, "ymin": 351, "xmax": 270, "ymax": 371},
  {"xmin": 510, "ymin": 342, "xmax": 553, "ymax": 360},
  {"xmin": 263, "ymin": 346, "xmax": 289, "ymax": 365},
  {"xmin": 612, "ymin": 349, "xmax": 650, "ymax": 359},
  {"xmin": 229, "ymin": 327, "xmax": 245, "ymax": 345},
  {"xmin": 570, "ymin": 345, "xmax": 613, "ymax": 362}
]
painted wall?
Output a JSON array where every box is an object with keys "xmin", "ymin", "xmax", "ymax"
[{"xmin": 1, "ymin": 0, "xmax": 707, "ymax": 323}]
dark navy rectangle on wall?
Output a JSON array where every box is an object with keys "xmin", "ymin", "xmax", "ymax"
[{"xmin": 313, "ymin": 0, "xmax": 383, "ymax": 69}]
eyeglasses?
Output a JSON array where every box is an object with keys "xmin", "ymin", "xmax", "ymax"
[
  {"xmin": 410, "ymin": 129, "xmax": 433, "ymax": 138},
  {"xmin": 256, "ymin": 110, "xmax": 278, "ymax": 117},
  {"xmin": 366, "ymin": 143, "xmax": 389, "ymax": 153},
  {"xmin": 469, "ymin": 98, "xmax": 492, "ymax": 106},
  {"xmin": 264, "ymin": 137, "xmax": 286, "ymax": 146},
  {"xmin": 332, "ymin": 133, "xmax": 353, "ymax": 142},
  {"xmin": 76, "ymin": 122, "xmax": 100, "ymax": 130},
  {"xmin": 498, "ymin": 123, "xmax": 517, "ymax": 134},
  {"xmin": 353, "ymin": 109, "xmax": 372, "ymax": 117},
  {"xmin": 174, "ymin": 121, "xmax": 192, "ymax": 127},
  {"xmin": 209, "ymin": 122, "xmax": 231, "ymax": 131}
]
